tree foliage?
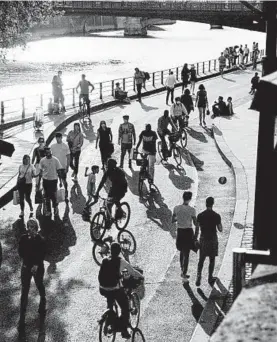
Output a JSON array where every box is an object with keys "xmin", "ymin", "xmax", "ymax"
[{"xmin": 0, "ymin": 1, "xmax": 61, "ymax": 59}]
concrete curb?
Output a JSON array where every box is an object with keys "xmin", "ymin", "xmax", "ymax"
[{"xmin": 190, "ymin": 118, "xmax": 249, "ymax": 342}]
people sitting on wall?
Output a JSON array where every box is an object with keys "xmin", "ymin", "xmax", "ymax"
[
  {"xmin": 212, "ymin": 96, "xmax": 228, "ymax": 117},
  {"xmin": 114, "ymin": 82, "xmax": 131, "ymax": 104}
]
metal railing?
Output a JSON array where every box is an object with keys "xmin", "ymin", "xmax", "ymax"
[{"xmin": 0, "ymin": 48, "xmax": 264, "ymax": 126}]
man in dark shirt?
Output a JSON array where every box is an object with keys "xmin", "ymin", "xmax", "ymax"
[
  {"xmin": 195, "ymin": 197, "xmax": 222, "ymax": 286},
  {"xmin": 157, "ymin": 110, "xmax": 175, "ymax": 159},
  {"xmin": 249, "ymin": 72, "xmax": 260, "ymax": 95},
  {"xmin": 18, "ymin": 218, "xmax": 46, "ymax": 330},
  {"xmin": 136, "ymin": 124, "xmax": 158, "ymax": 182}
]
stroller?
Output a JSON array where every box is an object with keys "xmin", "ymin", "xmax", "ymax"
[{"xmin": 33, "ymin": 107, "xmax": 44, "ymax": 132}]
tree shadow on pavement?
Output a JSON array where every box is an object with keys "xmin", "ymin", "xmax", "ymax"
[
  {"xmin": 69, "ymin": 182, "xmax": 87, "ymax": 215},
  {"xmin": 164, "ymin": 163, "xmax": 194, "ymax": 190},
  {"xmin": 186, "ymin": 127, "xmax": 208, "ymax": 143},
  {"xmin": 183, "ymin": 283, "xmax": 204, "ymax": 322}
]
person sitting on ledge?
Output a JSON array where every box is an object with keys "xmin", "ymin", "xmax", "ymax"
[
  {"xmin": 212, "ymin": 96, "xmax": 227, "ymax": 117},
  {"xmin": 114, "ymin": 82, "xmax": 131, "ymax": 104}
]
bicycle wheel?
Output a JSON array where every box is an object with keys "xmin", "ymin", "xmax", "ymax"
[
  {"xmin": 173, "ymin": 146, "xmax": 182, "ymax": 167},
  {"xmin": 131, "ymin": 328, "xmax": 145, "ymax": 342},
  {"xmin": 129, "ymin": 292, "xmax": 140, "ymax": 329},
  {"xmin": 92, "ymin": 241, "xmax": 110, "ymax": 266},
  {"xmin": 180, "ymin": 128, "xmax": 187, "ymax": 148},
  {"xmin": 99, "ymin": 312, "xmax": 116, "ymax": 342},
  {"xmin": 90, "ymin": 212, "xmax": 106, "ymax": 241},
  {"xmin": 115, "ymin": 202, "xmax": 131, "ymax": 231},
  {"xmin": 138, "ymin": 175, "xmax": 144, "ymax": 199},
  {"xmin": 117, "ymin": 230, "xmax": 137, "ymax": 255},
  {"xmin": 157, "ymin": 141, "xmax": 167, "ymax": 162}
]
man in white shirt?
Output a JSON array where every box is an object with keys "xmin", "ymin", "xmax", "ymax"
[
  {"xmin": 76, "ymin": 74, "xmax": 94, "ymax": 117},
  {"xmin": 172, "ymin": 191, "xmax": 198, "ymax": 282},
  {"xmin": 170, "ymin": 97, "xmax": 188, "ymax": 131},
  {"xmin": 38, "ymin": 147, "xmax": 62, "ymax": 217},
  {"xmin": 50, "ymin": 132, "xmax": 70, "ymax": 201},
  {"xmin": 165, "ymin": 71, "xmax": 177, "ymax": 105}
]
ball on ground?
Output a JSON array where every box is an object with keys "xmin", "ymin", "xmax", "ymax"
[{"xmin": 218, "ymin": 176, "xmax": 227, "ymax": 185}]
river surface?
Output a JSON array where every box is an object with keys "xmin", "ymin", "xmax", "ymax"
[{"xmin": 0, "ymin": 21, "xmax": 265, "ymax": 100}]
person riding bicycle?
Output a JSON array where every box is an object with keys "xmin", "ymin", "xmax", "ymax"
[
  {"xmin": 76, "ymin": 74, "xmax": 94, "ymax": 117},
  {"xmin": 98, "ymin": 242, "xmax": 144, "ymax": 339},
  {"xmin": 136, "ymin": 124, "xmax": 158, "ymax": 183},
  {"xmin": 95, "ymin": 159, "xmax": 128, "ymax": 227},
  {"xmin": 157, "ymin": 109, "xmax": 176, "ymax": 159},
  {"xmin": 170, "ymin": 97, "xmax": 188, "ymax": 131}
]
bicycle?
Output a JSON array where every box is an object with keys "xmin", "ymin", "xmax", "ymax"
[
  {"xmin": 158, "ymin": 131, "xmax": 182, "ymax": 167},
  {"xmin": 79, "ymin": 96, "xmax": 91, "ymax": 124},
  {"xmin": 172, "ymin": 114, "xmax": 188, "ymax": 148},
  {"xmin": 135, "ymin": 152, "xmax": 159, "ymax": 200},
  {"xmin": 92, "ymin": 230, "xmax": 137, "ymax": 266},
  {"xmin": 90, "ymin": 195, "xmax": 131, "ymax": 241}
]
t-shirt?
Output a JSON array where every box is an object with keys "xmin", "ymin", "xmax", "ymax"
[
  {"xmin": 19, "ymin": 164, "xmax": 36, "ymax": 184},
  {"xmin": 39, "ymin": 156, "xmax": 62, "ymax": 180},
  {"xmin": 78, "ymin": 80, "xmax": 93, "ymax": 94},
  {"xmin": 118, "ymin": 123, "xmax": 135, "ymax": 144},
  {"xmin": 101, "ymin": 167, "xmax": 127, "ymax": 191},
  {"xmin": 50, "ymin": 142, "xmax": 70, "ymax": 169},
  {"xmin": 173, "ymin": 204, "xmax": 196, "ymax": 229},
  {"xmin": 197, "ymin": 209, "xmax": 221, "ymax": 239},
  {"xmin": 139, "ymin": 130, "xmax": 157, "ymax": 155}
]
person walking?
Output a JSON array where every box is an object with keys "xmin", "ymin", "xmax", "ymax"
[
  {"xmin": 190, "ymin": 65, "xmax": 197, "ymax": 95},
  {"xmin": 18, "ymin": 218, "xmax": 46, "ymax": 331},
  {"xmin": 218, "ymin": 52, "xmax": 226, "ymax": 77},
  {"xmin": 32, "ymin": 137, "xmax": 46, "ymax": 185},
  {"xmin": 165, "ymin": 71, "xmax": 176, "ymax": 105},
  {"xmin": 172, "ymin": 191, "xmax": 198, "ymax": 282},
  {"xmin": 181, "ymin": 88, "xmax": 194, "ymax": 116},
  {"xmin": 85, "ymin": 165, "xmax": 99, "ymax": 207},
  {"xmin": 136, "ymin": 124, "xmax": 158, "ymax": 183},
  {"xmin": 118, "ymin": 115, "xmax": 136, "ymax": 169},
  {"xmin": 134, "ymin": 68, "xmax": 145, "ymax": 102},
  {"xmin": 195, "ymin": 84, "xmax": 209, "ymax": 126},
  {"xmin": 181, "ymin": 63, "xmax": 190, "ymax": 92},
  {"xmin": 38, "ymin": 147, "xmax": 62, "ymax": 217},
  {"xmin": 95, "ymin": 120, "xmax": 113, "ymax": 170},
  {"xmin": 17, "ymin": 155, "xmax": 37, "ymax": 218},
  {"xmin": 76, "ymin": 74, "xmax": 94, "ymax": 117},
  {"xmin": 66, "ymin": 123, "xmax": 84, "ymax": 180},
  {"xmin": 50, "ymin": 132, "xmax": 70, "ymax": 200},
  {"xmin": 195, "ymin": 197, "xmax": 222, "ymax": 286}
]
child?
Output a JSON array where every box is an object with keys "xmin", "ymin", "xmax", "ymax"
[
  {"xmin": 85, "ymin": 165, "xmax": 99, "ymax": 207},
  {"xmin": 226, "ymin": 97, "xmax": 234, "ymax": 116}
]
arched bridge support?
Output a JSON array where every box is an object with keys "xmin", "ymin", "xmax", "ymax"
[{"xmin": 124, "ymin": 17, "xmax": 148, "ymax": 37}]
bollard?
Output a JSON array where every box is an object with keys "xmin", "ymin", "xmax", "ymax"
[
  {"xmin": 100, "ymin": 83, "xmax": 103, "ymax": 100},
  {"xmin": 123, "ymin": 78, "xmax": 126, "ymax": 91},
  {"xmin": 152, "ymin": 72, "xmax": 155, "ymax": 87},
  {"xmin": 72, "ymin": 88, "xmax": 75, "ymax": 107},
  {"xmin": 209, "ymin": 60, "xmax": 211, "ymax": 72},
  {"xmin": 161, "ymin": 71, "xmax": 164, "ymax": 85},
  {"xmin": 176, "ymin": 67, "xmax": 179, "ymax": 80},
  {"xmin": 111, "ymin": 80, "xmax": 114, "ymax": 96},
  {"xmin": 40, "ymin": 94, "xmax": 43, "ymax": 108},
  {"xmin": 233, "ymin": 248, "xmax": 247, "ymax": 300},
  {"xmin": 22, "ymin": 98, "xmax": 25, "ymax": 119},
  {"xmin": 1, "ymin": 101, "xmax": 4, "ymax": 125},
  {"xmin": 196, "ymin": 63, "xmax": 199, "ymax": 75},
  {"xmin": 214, "ymin": 59, "xmax": 216, "ymax": 70},
  {"xmin": 202, "ymin": 62, "xmax": 205, "ymax": 74}
]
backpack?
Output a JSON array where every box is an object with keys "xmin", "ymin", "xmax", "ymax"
[
  {"xmin": 98, "ymin": 257, "xmax": 121, "ymax": 288},
  {"xmin": 143, "ymin": 72, "xmax": 150, "ymax": 81}
]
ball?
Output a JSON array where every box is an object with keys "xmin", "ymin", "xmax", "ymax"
[{"xmin": 218, "ymin": 176, "xmax": 227, "ymax": 185}]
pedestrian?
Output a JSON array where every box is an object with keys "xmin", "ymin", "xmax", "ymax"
[
  {"xmin": 218, "ymin": 52, "xmax": 226, "ymax": 77},
  {"xmin": 249, "ymin": 72, "xmax": 260, "ymax": 95},
  {"xmin": 66, "ymin": 123, "xmax": 84, "ymax": 180},
  {"xmin": 96, "ymin": 120, "xmax": 113, "ymax": 170},
  {"xmin": 170, "ymin": 97, "xmax": 188, "ymax": 131},
  {"xmin": 195, "ymin": 84, "xmax": 209, "ymax": 126},
  {"xmin": 190, "ymin": 65, "xmax": 197, "ymax": 95},
  {"xmin": 118, "ymin": 115, "xmax": 136, "ymax": 169},
  {"xmin": 134, "ymin": 68, "xmax": 145, "ymax": 102},
  {"xmin": 195, "ymin": 197, "xmax": 222, "ymax": 286},
  {"xmin": 76, "ymin": 74, "xmax": 94, "ymax": 118},
  {"xmin": 252, "ymin": 46, "xmax": 259, "ymax": 70},
  {"xmin": 136, "ymin": 124, "xmax": 158, "ymax": 183},
  {"xmin": 38, "ymin": 147, "xmax": 62, "ymax": 217},
  {"xmin": 17, "ymin": 155, "xmax": 38, "ymax": 218},
  {"xmin": 243, "ymin": 44, "xmax": 250, "ymax": 64},
  {"xmin": 57, "ymin": 70, "xmax": 66, "ymax": 112},
  {"xmin": 32, "ymin": 137, "xmax": 46, "ymax": 186},
  {"xmin": 157, "ymin": 110, "xmax": 175, "ymax": 159},
  {"xmin": 85, "ymin": 165, "xmax": 99, "ymax": 207},
  {"xmin": 165, "ymin": 71, "xmax": 176, "ymax": 105},
  {"xmin": 181, "ymin": 89, "xmax": 194, "ymax": 116},
  {"xmin": 181, "ymin": 63, "xmax": 190, "ymax": 92},
  {"xmin": 18, "ymin": 218, "xmax": 46, "ymax": 331},
  {"xmin": 50, "ymin": 132, "xmax": 70, "ymax": 200},
  {"xmin": 226, "ymin": 97, "xmax": 234, "ymax": 116},
  {"xmin": 172, "ymin": 191, "xmax": 198, "ymax": 282}
]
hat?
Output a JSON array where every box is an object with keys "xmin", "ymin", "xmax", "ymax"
[{"xmin": 123, "ymin": 115, "xmax": 129, "ymax": 119}]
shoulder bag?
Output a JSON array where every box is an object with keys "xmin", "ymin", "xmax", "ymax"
[{"xmin": 17, "ymin": 164, "xmax": 30, "ymax": 188}]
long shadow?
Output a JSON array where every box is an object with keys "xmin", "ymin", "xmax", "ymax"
[
  {"xmin": 80, "ymin": 121, "xmax": 97, "ymax": 143},
  {"xmin": 69, "ymin": 182, "xmax": 87, "ymax": 215},
  {"xmin": 163, "ymin": 163, "xmax": 194, "ymax": 190},
  {"xmin": 124, "ymin": 167, "xmax": 140, "ymax": 197},
  {"xmin": 139, "ymin": 102, "xmax": 159, "ymax": 112},
  {"xmin": 183, "ymin": 283, "xmax": 204, "ymax": 321},
  {"xmin": 222, "ymin": 76, "xmax": 236, "ymax": 82},
  {"xmin": 186, "ymin": 127, "xmax": 208, "ymax": 143},
  {"xmin": 188, "ymin": 151, "xmax": 204, "ymax": 171}
]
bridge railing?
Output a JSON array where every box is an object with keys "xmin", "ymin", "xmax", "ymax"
[{"xmin": 0, "ymin": 48, "xmax": 265, "ymax": 127}]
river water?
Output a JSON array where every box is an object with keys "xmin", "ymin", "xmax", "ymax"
[{"xmin": 0, "ymin": 21, "xmax": 265, "ymax": 101}]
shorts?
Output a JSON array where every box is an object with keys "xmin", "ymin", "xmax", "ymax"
[
  {"xmin": 121, "ymin": 143, "xmax": 132, "ymax": 153},
  {"xmin": 200, "ymin": 235, "xmax": 218, "ymax": 258},
  {"xmin": 108, "ymin": 187, "xmax": 127, "ymax": 203}
]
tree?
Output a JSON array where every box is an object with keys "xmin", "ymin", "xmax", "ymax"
[{"xmin": 0, "ymin": 1, "xmax": 62, "ymax": 60}]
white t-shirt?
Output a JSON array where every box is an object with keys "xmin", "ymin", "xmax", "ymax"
[
  {"xmin": 39, "ymin": 156, "xmax": 62, "ymax": 180},
  {"xmin": 173, "ymin": 204, "xmax": 196, "ymax": 229},
  {"xmin": 166, "ymin": 74, "xmax": 176, "ymax": 89},
  {"xmin": 50, "ymin": 142, "xmax": 70, "ymax": 169},
  {"xmin": 19, "ymin": 164, "xmax": 36, "ymax": 184}
]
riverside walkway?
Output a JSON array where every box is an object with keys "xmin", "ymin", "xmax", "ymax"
[{"xmin": 0, "ymin": 64, "xmax": 261, "ymax": 341}]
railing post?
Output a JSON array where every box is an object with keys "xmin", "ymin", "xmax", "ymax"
[
  {"xmin": 196, "ymin": 63, "xmax": 199, "ymax": 75},
  {"xmin": 176, "ymin": 67, "xmax": 179, "ymax": 80},
  {"xmin": 100, "ymin": 82, "xmax": 103, "ymax": 100},
  {"xmin": 209, "ymin": 60, "xmax": 211, "ymax": 72},
  {"xmin": 161, "ymin": 71, "xmax": 164, "ymax": 85},
  {"xmin": 214, "ymin": 59, "xmax": 216, "ymax": 70},
  {"xmin": 202, "ymin": 62, "xmax": 205, "ymax": 74},
  {"xmin": 123, "ymin": 78, "xmax": 126, "ymax": 91},
  {"xmin": 111, "ymin": 80, "xmax": 114, "ymax": 96},
  {"xmin": 40, "ymin": 94, "xmax": 43, "ymax": 108},
  {"xmin": 233, "ymin": 248, "xmax": 247, "ymax": 300},
  {"xmin": 22, "ymin": 98, "xmax": 25, "ymax": 119},
  {"xmin": 152, "ymin": 72, "xmax": 155, "ymax": 87},
  {"xmin": 73, "ymin": 88, "xmax": 75, "ymax": 107},
  {"xmin": 1, "ymin": 101, "xmax": 4, "ymax": 125}
]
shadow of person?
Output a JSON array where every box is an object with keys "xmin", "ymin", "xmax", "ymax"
[
  {"xmin": 139, "ymin": 102, "xmax": 159, "ymax": 112},
  {"xmin": 188, "ymin": 152, "xmax": 204, "ymax": 171},
  {"xmin": 164, "ymin": 163, "xmax": 194, "ymax": 190},
  {"xmin": 183, "ymin": 283, "xmax": 204, "ymax": 322},
  {"xmin": 186, "ymin": 127, "xmax": 208, "ymax": 143},
  {"xmin": 124, "ymin": 168, "xmax": 140, "ymax": 197},
  {"xmin": 69, "ymin": 182, "xmax": 87, "ymax": 215},
  {"xmin": 80, "ymin": 121, "xmax": 97, "ymax": 143}
]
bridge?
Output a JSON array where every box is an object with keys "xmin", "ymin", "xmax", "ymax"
[{"xmin": 55, "ymin": 1, "xmax": 265, "ymax": 32}]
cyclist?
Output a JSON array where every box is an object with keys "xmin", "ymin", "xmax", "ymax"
[
  {"xmin": 136, "ymin": 124, "xmax": 158, "ymax": 183},
  {"xmin": 95, "ymin": 159, "xmax": 128, "ymax": 226},
  {"xmin": 157, "ymin": 109, "xmax": 176, "ymax": 159},
  {"xmin": 98, "ymin": 242, "xmax": 144, "ymax": 339},
  {"xmin": 76, "ymin": 74, "xmax": 94, "ymax": 117},
  {"xmin": 170, "ymin": 97, "xmax": 188, "ymax": 131}
]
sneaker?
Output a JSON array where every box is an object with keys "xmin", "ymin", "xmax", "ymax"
[
  {"xmin": 19, "ymin": 211, "xmax": 24, "ymax": 218},
  {"xmin": 121, "ymin": 330, "xmax": 131, "ymax": 339}
]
